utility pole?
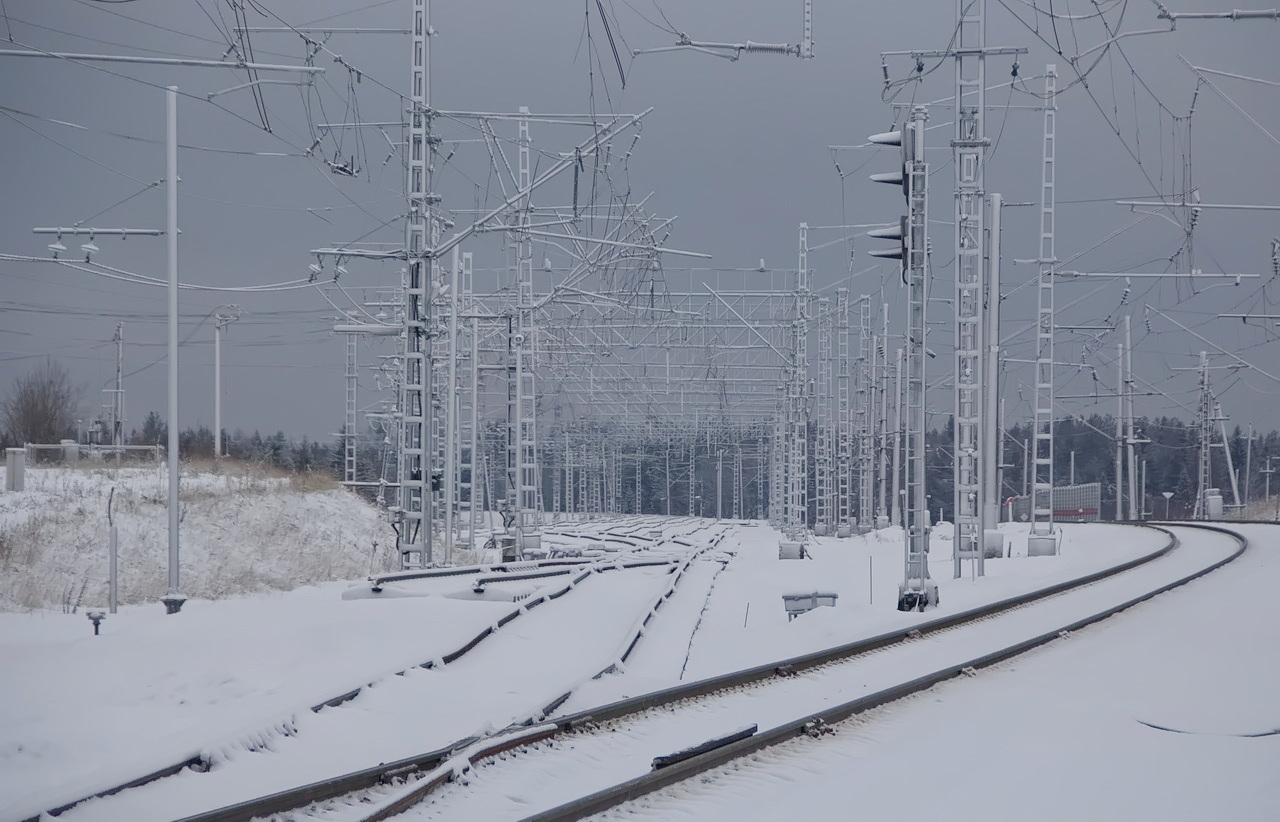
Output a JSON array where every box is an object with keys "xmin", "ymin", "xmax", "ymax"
[
  {"xmin": 213, "ymin": 306, "xmax": 241, "ymax": 460},
  {"xmin": 1244, "ymin": 422, "xmax": 1255, "ymax": 507},
  {"xmin": 1116, "ymin": 342, "xmax": 1125, "ymax": 520},
  {"xmin": 399, "ymin": 0, "xmax": 435, "ymax": 568},
  {"xmin": 856, "ymin": 294, "xmax": 872, "ymax": 532},
  {"xmin": 1141, "ymin": 458, "xmax": 1148, "ymax": 519},
  {"xmin": 815, "ymin": 294, "xmax": 833, "ymax": 535},
  {"xmin": 1124, "ymin": 315, "xmax": 1141, "ymax": 520},
  {"xmin": 1194, "ymin": 351, "xmax": 1213, "ymax": 519},
  {"xmin": 343, "ymin": 317, "xmax": 359, "ymax": 483},
  {"xmin": 982, "ymin": 193, "xmax": 1002, "ymax": 558},
  {"xmin": 891, "ymin": 347, "xmax": 903, "ymax": 528},
  {"xmin": 110, "ymin": 323, "xmax": 125, "ymax": 448},
  {"xmin": 835, "ymin": 288, "xmax": 853, "ymax": 536},
  {"xmin": 737, "ymin": 440, "xmax": 747, "ymax": 517},
  {"xmin": 877, "ymin": 303, "xmax": 890, "ymax": 528},
  {"xmin": 443, "ymin": 245, "xmax": 462, "ymax": 563},
  {"xmin": 511, "ymin": 109, "xmax": 541, "ymax": 551},
  {"xmin": 162, "ymin": 86, "xmax": 185, "ymax": 615},
  {"xmin": 665, "ymin": 447, "xmax": 672, "ymax": 517},
  {"xmin": 1029, "ymin": 64, "xmax": 1058, "ymax": 555},
  {"xmin": 783, "ymin": 225, "xmax": 810, "ymax": 540},
  {"xmin": 950, "ymin": 0, "xmax": 988, "ymax": 576},
  {"xmin": 1216, "ymin": 400, "xmax": 1242, "ymax": 510},
  {"xmin": 716, "ymin": 449, "xmax": 724, "ymax": 520},
  {"xmin": 1023, "ymin": 437, "xmax": 1030, "ymax": 497}
]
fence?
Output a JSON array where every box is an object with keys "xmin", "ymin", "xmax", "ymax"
[
  {"xmin": 1010, "ymin": 482, "xmax": 1102, "ymax": 523},
  {"xmin": 23, "ymin": 442, "xmax": 163, "ymax": 465}
]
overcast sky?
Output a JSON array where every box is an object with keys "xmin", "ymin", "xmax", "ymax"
[{"xmin": 1, "ymin": 0, "xmax": 1277, "ymax": 443}]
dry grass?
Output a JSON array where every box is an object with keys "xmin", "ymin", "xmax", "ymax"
[
  {"xmin": 0, "ymin": 457, "xmax": 371, "ymax": 610},
  {"xmin": 1231, "ymin": 496, "xmax": 1280, "ymax": 521},
  {"xmin": 288, "ymin": 469, "xmax": 339, "ymax": 493}
]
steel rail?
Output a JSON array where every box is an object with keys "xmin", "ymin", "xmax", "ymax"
[
  {"xmin": 164, "ymin": 523, "xmax": 1189, "ymax": 822},
  {"xmin": 521, "ymin": 522, "xmax": 1253, "ymax": 822},
  {"xmin": 26, "ymin": 550, "xmax": 694, "ymax": 822}
]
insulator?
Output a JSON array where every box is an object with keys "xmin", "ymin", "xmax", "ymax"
[{"xmin": 744, "ymin": 41, "xmax": 795, "ymax": 55}]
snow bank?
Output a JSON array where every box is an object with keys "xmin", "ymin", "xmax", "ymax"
[{"xmin": 0, "ymin": 462, "xmax": 393, "ymax": 610}]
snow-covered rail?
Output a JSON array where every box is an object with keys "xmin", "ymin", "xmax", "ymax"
[
  {"xmin": 27, "ymin": 536, "xmax": 716, "ymax": 822},
  {"xmin": 125, "ymin": 521, "xmax": 1240, "ymax": 822},
  {"xmin": 439, "ymin": 523, "xmax": 1250, "ymax": 822}
]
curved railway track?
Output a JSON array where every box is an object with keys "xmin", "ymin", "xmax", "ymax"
[
  {"xmin": 35, "ymin": 521, "xmax": 1260, "ymax": 822},
  {"xmin": 45, "ymin": 520, "xmax": 1245, "ymax": 822},
  {"xmin": 26, "ymin": 528, "xmax": 729, "ymax": 822},
  {"xmin": 436, "ymin": 522, "xmax": 1255, "ymax": 822}
]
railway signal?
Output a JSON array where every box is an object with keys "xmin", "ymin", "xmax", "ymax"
[{"xmin": 867, "ymin": 107, "xmax": 938, "ymax": 612}]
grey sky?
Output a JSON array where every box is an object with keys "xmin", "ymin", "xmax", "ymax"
[{"xmin": 1, "ymin": 0, "xmax": 1277, "ymax": 441}]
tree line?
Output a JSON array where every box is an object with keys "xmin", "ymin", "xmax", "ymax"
[{"xmin": 4, "ymin": 360, "xmax": 1280, "ymax": 518}]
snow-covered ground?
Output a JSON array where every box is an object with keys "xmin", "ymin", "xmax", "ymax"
[
  {"xmin": 0, "ymin": 463, "xmax": 391, "ymax": 610},
  {"xmin": 590, "ymin": 523, "xmax": 1280, "ymax": 822},
  {"xmin": 0, "ymin": 499, "xmax": 1181, "ymax": 822}
]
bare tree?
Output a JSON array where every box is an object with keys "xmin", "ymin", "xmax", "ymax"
[{"xmin": 2, "ymin": 359, "xmax": 78, "ymax": 444}]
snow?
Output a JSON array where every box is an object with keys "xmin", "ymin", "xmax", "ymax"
[
  {"xmin": 396, "ymin": 523, "xmax": 1234, "ymax": 821},
  {"xmin": 2, "ymin": 467, "xmax": 1266, "ymax": 822},
  {"xmin": 581, "ymin": 524, "xmax": 1280, "ymax": 822},
  {"xmin": 0, "ymin": 463, "xmax": 391, "ymax": 610}
]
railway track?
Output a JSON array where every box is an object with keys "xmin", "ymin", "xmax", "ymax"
[
  {"xmin": 50, "ymin": 520, "xmax": 1228, "ymax": 822},
  {"xmin": 432, "ymin": 523, "xmax": 1253, "ymax": 822},
  {"xmin": 28, "ymin": 527, "xmax": 729, "ymax": 822}
]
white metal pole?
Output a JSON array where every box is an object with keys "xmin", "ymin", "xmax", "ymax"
[
  {"xmin": 114, "ymin": 323, "xmax": 125, "ymax": 448},
  {"xmin": 982, "ymin": 192, "xmax": 1002, "ymax": 562},
  {"xmin": 109, "ymin": 526, "xmax": 118, "ymax": 614},
  {"xmin": 1244, "ymin": 422, "xmax": 1254, "ymax": 506},
  {"xmin": 1031, "ymin": 64, "xmax": 1057, "ymax": 539},
  {"xmin": 466, "ymin": 252, "xmax": 479, "ymax": 552},
  {"xmin": 891, "ymin": 347, "xmax": 903, "ymax": 527},
  {"xmin": 214, "ymin": 319, "xmax": 222, "ymax": 460},
  {"xmin": 163, "ymin": 86, "xmax": 184, "ymax": 614},
  {"xmin": 1141, "ymin": 458, "xmax": 1148, "ymax": 519},
  {"xmin": 445, "ymin": 243, "xmax": 460, "ymax": 564},
  {"xmin": 717, "ymin": 450, "xmax": 723, "ymax": 520},
  {"xmin": 1218, "ymin": 403, "xmax": 1242, "ymax": 509},
  {"xmin": 1125, "ymin": 315, "xmax": 1138, "ymax": 519},
  {"xmin": 1116, "ymin": 343, "xmax": 1125, "ymax": 520}
]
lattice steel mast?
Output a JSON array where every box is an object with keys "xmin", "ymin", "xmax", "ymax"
[
  {"xmin": 1029, "ymin": 64, "xmax": 1058, "ymax": 555},
  {"xmin": 397, "ymin": 0, "xmax": 435, "ymax": 568},
  {"xmin": 835, "ymin": 288, "xmax": 853, "ymax": 537}
]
